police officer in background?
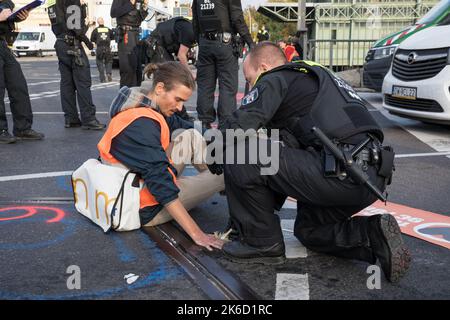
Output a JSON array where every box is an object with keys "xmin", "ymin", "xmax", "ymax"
[
  {"xmin": 111, "ymin": 0, "xmax": 148, "ymax": 88},
  {"xmin": 145, "ymin": 17, "xmax": 195, "ymax": 67},
  {"xmin": 214, "ymin": 42, "xmax": 410, "ymax": 283},
  {"xmin": 192, "ymin": 0, "xmax": 253, "ymax": 128},
  {"xmin": 0, "ymin": 1, "xmax": 44, "ymax": 143},
  {"xmin": 90, "ymin": 17, "xmax": 114, "ymax": 83},
  {"xmin": 47, "ymin": 0, "xmax": 105, "ymax": 130}
]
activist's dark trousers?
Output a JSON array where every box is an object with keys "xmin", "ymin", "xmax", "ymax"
[
  {"xmin": 0, "ymin": 40, "xmax": 33, "ymax": 133},
  {"xmin": 118, "ymin": 29, "xmax": 141, "ymax": 88},
  {"xmin": 54, "ymin": 40, "xmax": 97, "ymax": 124},
  {"xmin": 96, "ymin": 46, "xmax": 112, "ymax": 82},
  {"xmin": 224, "ymin": 139, "xmax": 386, "ymax": 263},
  {"xmin": 196, "ymin": 37, "xmax": 238, "ymax": 126}
]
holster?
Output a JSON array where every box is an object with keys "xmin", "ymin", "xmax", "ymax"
[{"xmin": 231, "ymin": 35, "xmax": 244, "ymax": 58}]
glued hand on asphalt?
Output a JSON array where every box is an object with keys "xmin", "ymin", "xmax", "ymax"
[{"xmin": 194, "ymin": 233, "xmax": 224, "ymax": 251}]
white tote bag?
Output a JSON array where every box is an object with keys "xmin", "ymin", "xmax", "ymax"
[{"xmin": 71, "ymin": 159, "xmax": 142, "ymax": 232}]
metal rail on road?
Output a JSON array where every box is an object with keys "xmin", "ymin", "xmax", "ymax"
[{"xmin": 143, "ymin": 223, "xmax": 260, "ymax": 300}]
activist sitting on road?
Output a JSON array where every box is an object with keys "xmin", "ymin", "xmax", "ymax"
[{"xmin": 97, "ymin": 62, "xmax": 225, "ymax": 251}]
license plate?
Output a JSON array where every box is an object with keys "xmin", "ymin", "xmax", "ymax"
[{"xmin": 392, "ymin": 85, "xmax": 417, "ymax": 100}]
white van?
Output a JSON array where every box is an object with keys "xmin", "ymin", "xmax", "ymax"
[
  {"xmin": 382, "ymin": 23, "xmax": 450, "ymax": 124},
  {"xmin": 13, "ymin": 27, "xmax": 56, "ymax": 57}
]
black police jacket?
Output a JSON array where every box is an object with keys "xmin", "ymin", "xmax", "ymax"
[
  {"xmin": 222, "ymin": 61, "xmax": 383, "ymax": 147},
  {"xmin": 153, "ymin": 17, "xmax": 191, "ymax": 55},
  {"xmin": 192, "ymin": 0, "xmax": 253, "ymax": 46},
  {"xmin": 47, "ymin": 0, "xmax": 89, "ymax": 38},
  {"xmin": 90, "ymin": 25, "xmax": 114, "ymax": 47},
  {"xmin": 111, "ymin": 0, "xmax": 148, "ymax": 28}
]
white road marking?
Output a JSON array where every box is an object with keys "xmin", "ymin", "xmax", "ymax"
[
  {"xmin": 275, "ymin": 273, "xmax": 310, "ymax": 300},
  {"xmin": 6, "ymin": 111, "xmax": 110, "ymax": 115},
  {"xmin": 396, "ymin": 151, "xmax": 450, "ymax": 158},
  {"xmin": 281, "ymin": 219, "xmax": 308, "ymax": 259},
  {"xmin": 0, "ymin": 171, "xmax": 73, "ymax": 182},
  {"xmin": 27, "ymin": 80, "xmax": 61, "ymax": 86},
  {"xmin": 4, "ymin": 82, "xmax": 119, "ymax": 103},
  {"xmin": 360, "ymin": 92, "xmax": 450, "ymax": 159}
]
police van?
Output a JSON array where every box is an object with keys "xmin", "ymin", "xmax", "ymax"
[
  {"xmin": 363, "ymin": 0, "xmax": 450, "ymax": 92},
  {"xmin": 382, "ymin": 24, "xmax": 450, "ymax": 124},
  {"xmin": 12, "ymin": 26, "xmax": 56, "ymax": 57}
]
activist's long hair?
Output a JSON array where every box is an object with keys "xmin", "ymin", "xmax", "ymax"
[{"xmin": 143, "ymin": 62, "xmax": 196, "ymax": 92}]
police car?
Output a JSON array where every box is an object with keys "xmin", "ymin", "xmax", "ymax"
[{"xmin": 382, "ymin": 24, "xmax": 450, "ymax": 124}]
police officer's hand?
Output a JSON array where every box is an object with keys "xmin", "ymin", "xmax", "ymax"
[
  {"xmin": 0, "ymin": 9, "xmax": 11, "ymax": 22},
  {"xmin": 15, "ymin": 10, "xmax": 29, "ymax": 22},
  {"xmin": 207, "ymin": 163, "xmax": 224, "ymax": 175}
]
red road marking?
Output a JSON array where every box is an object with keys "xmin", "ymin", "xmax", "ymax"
[
  {"xmin": 0, "ymin": 206, "xmax": 65, "ymax": 223},
  {"xmin": 286, "ymin": 198, "xmax": 450, "ymax": 249}
]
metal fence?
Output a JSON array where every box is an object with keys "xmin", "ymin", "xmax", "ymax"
[{"xmin": 307, "ymin": 39, "xmax": 378, "ymax": 71}]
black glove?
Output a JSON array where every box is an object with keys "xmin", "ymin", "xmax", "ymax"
[{"xmin": 207, "ymin": 163, "xmax": 224, "ymax": 175}]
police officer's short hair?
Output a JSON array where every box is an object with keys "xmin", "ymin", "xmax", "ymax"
[{"xmin": 248, "ymin": 41, "xmax": 287, "ymax": 68}]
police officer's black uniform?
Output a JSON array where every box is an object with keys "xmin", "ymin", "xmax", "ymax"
[
  {"xmin": 47, "ymin": 0, "xmax": 105, "ymax": 129},
  {"xmin": 192, "ymin": 0, "xmax": 253, "ymax": 127},
  {"xmin": 111, "ymin": 0, "xmax": 148, "ymax": 88},
  {"xmin": 0, "ymin": 0, "xmax": 44, "ymax": 143},
  {"xmin": 145, "ymin": 17, "xmax": 195, "ymax": 64},
  {"xmin": 90, "ymin": 23, "xmax": 114, "ymax": 82},
  {"xmin": 220, "ymin": 61, "xmax": 410, "ymax": 282}
]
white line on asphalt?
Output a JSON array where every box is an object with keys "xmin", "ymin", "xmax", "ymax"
[
  {"xmin": 5, "ymin": 82, "xmax": 119, "ymax": 103},
  {"xmin": 6, "ymin": 111, "xmax": 110, "ymax": 115},
  {"xmin": 0, "ymin": 171, "xmax": 73, "ymax": 182},
  {"xmin": 27, "ymin": 80, "xmax": 61, "ymax": 86},
  {"xmin": 281, "ymin": 219, "xmax": 307, "ymax": 259},
  {"xmin": 275, "ymin": 273, "xmax": 310, "ymax": 300},
  {"xmin": 395, "ymin": 151, "xmax": 450, "ymax": 158}
]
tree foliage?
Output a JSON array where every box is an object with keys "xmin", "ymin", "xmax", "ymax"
[{"xmin": 244, "ymin": 5, "xmax": 298, "ymax": 42}]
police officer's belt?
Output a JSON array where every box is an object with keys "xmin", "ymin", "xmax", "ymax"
[
  {"xmin": 119, "ymin": 25, "xmax": 140, "ymax": 32},
  {"xmin": 202, "ymin": 32, "xmax": 232, "ymax": 42}
]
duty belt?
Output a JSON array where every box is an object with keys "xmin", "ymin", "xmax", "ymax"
[
  {"xmin": 119, "ymin": 25, "xmax": 140, "ymax": 32},
  {"xmin": 323, "ymin": 133, "xmax": 381, "ymax": 179},
  {"xmin": 202, "ymin": 32, "xmax": 232, "ymax": 43}
]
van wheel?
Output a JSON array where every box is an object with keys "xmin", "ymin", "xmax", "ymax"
[{"xmin": 37, "ymin": 50, "xmax": 43, "ymax": 57}]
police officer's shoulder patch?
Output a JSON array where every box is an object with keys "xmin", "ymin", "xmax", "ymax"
[{"xmin": 241, "ymin": 88, "xmax": 259, "ymax": 106}]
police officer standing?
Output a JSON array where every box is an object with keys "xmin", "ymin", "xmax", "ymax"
[
  {"xmin": 145, "ymin": 17, "xmax": 195, "ymax": 67},
  {"xmin": 90, "ymin": 17, "xmax": 114, "ymax": 83},
  {"xmin": 256, "ymin": 25, "xmax": 269, "ymax": 43},
  {"xmin": 192, "ymin": 0, "xmax": 253, "ymax": 128},
  {"xmin": 213, "ymin": 42, "xmax": 411, "ymax": 283},
  {"xmin": 0, "ymin": 1, "xmax": 44, "ymax": 143},
  {"xmin": 111, "ymin": 0, "xmax": 148, "ymax": 88},
  {"xmin": 47, "ymin": 0, "xmax": 105, "ymax": 130}
]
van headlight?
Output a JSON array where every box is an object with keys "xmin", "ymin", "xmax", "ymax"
[{"xmin": 372, "ymin": 45, "xmax": 399, "ymax": 60}]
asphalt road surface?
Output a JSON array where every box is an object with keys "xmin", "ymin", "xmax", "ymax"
[{"xmin": 0, "ymin": 57, "xmax": 449, "ymax": 300}]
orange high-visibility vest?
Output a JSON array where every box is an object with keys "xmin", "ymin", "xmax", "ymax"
[{"xmin": 98, "ymin": 107, "xmax": 177, "ymax": 209}]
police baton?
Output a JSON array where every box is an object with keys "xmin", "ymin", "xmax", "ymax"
[{"xmin": 311, "ymin": 127, "xmax": 387, "ymax": 202}]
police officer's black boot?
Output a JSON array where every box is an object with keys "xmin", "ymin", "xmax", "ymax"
[
  {"xmin": 0, "ymin": 130, "xmax": 17, "ymax": 144},
  {"xmin": 222, "ymin": 241, "xmax": 286, "ymax": 265},
  {"xmin": 368, "ymin": 214, "xmax": 411, "ymax": 282},
  {"xmin": 82, "ymin": 119, "xmax": 106, "ymax": 130},
  {"xmin": 14, "ymin": 129, "xmax": 45, "ymax": 140}
]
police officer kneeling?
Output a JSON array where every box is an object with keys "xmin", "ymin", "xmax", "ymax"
[{"xmin": 217, "ymin": 42, "xmax": 411, "ymax": 282}]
